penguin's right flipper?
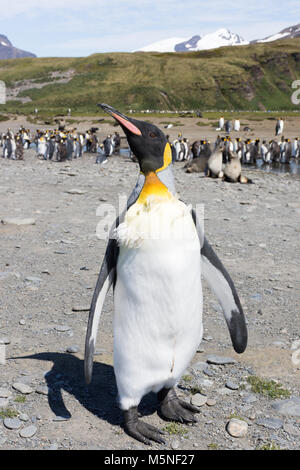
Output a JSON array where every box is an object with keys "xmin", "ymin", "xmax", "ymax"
[
  {"xmin": 191, "ymin": 209, "xmax": 248, "ymax": 354},
  {"xmin": 84, "ymin": 237, "xmax": 119, "ymax": 384}
]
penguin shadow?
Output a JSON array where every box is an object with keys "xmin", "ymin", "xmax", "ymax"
[{"xmin": 10, "ymin": 352, "xmax": 159, "ymax": 430}]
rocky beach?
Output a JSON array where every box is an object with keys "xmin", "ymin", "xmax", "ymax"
[{"xmin": 0, "ymin": 115, "xmax": 299, "ymax": 450}]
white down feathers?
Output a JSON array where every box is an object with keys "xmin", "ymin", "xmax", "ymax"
[{"xmin": 113, "ymin": 195, "xmax": 203, "ymax": 411}]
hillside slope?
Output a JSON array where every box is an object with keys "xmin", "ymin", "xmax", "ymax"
[{"xmin": 0, "ymin": 38, "xmax": 299, "ymax": 113}]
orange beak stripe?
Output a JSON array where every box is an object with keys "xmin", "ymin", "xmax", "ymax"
[{"xmin": 111, "ymin": 112, "xmax": 142, "ymax": 136}]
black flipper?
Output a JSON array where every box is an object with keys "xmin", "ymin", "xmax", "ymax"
[
  {"xmin": 191, "ymin": 209, "xmax": 248, "ymax": 354},
  {"xmin": 84, "ymin": 237, "xmax": 119, "ymax": 384}
]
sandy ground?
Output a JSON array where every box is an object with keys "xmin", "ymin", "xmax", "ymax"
[{"xmin": 0, "ymin": 115, "xmax": 299, "ymax": 451}]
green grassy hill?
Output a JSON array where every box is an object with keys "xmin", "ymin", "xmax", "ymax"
[{"xmin": 0, "ymin": 38, "xmax": 300, "ymax": 115}]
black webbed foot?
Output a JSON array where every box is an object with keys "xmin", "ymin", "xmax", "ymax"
[
  {"xmin": 158, "ymin": 387, "xmax": 200, "ymax": 423},
  {"xmin": 123, "ymin": 406, "xmax": 166, "ymax": 446}
]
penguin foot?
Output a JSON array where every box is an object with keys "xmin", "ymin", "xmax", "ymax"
[
  {"xmin": 123, "ymin": 407, "xmax": 166, "ymax": 446},
  {"xmin": 158, "ymin": 387, "xmax": 199, "ymax": 424}
]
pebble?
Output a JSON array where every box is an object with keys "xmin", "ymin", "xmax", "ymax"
[
  {"xmin": 206, "ymin": 355, "xmax": 237, "ymax": 365},
  {"xmin": 1, "ymin": 217, "xmax": 36, "ymax": 226},
  {"xmin": 72, "ymin": 305, "xmax": 90, "ymax": 312},
  {"xmin": 170, "ymin": 439, "xmax": 180, "ymax": 450},
  {"xmin": 35, "ymin": 385, "xmax": 49, "ymax": 395},
  {"xmin": 242, "ymin": 393, "xmax": 258, "ymax": 404},
  {"xmin": 0, "ymin": 398, "xmax": 9, "ymax": 408},
  {"xmin": 65, "ymin": 189, "xmax": 87, "ymax": 195},
  {"xmin": 206, "ymin": 398, "xmax": 217, "ymax": 406},
  {"xmin": 225, "ymin": 380, "xmax": 239, "ymax": 390},
  {"xmin": 226, "ymin": 418, "xmax": 248, "ymax": 438},
  {"xmin": 192, "ymin": 361, "xmax": 208, "ymax": 372},
  {"xmin": 54, "ymin": 325, "xmax": 71, "ymax": 332},
  {"xmin": 283, "ymin": 422, "xmax": 300, "ymax": 436},
  {"xmin": 256, "ymin": 417, "xmax": 283, "ymax": 430},
  {"xmin": 198, "ymin": 378, "xmax": 214, "ymax": 388},
  {"xmin": 190, "ymin": 393, "xmax": 207, "ymax": 407},
  {"xmin": 12, "ymin": 382, "xmax": 33, "ymax": 394},
  {"xmin": 19, "ymin": 413, "xmax": 30, "ymax": 422},
  {"xmin": 19, "ymin": 425, "xmax": 37, "ymax": 438},
  {"xmin": 4, "ymin": 418, "xmax": 22, "ymax": 430},
  {"xmin": 272, "ymin": 397, "xmax": 300, "ymax": 417},
  {"xmin": 52, "ymin": 416, "xmax": 70, "ymax": 422},
  {"xmin": 66, "ymin": 345, "xmax": 79, "ymax": 353},
  {"xmin": 0, "ymin": 388, "xmax": 12, "ymax": 398},
  {"xmin": 0, "ymin": 337, "xmax": 10, "ymax": 345},
  {"xmin": 25, "ymin": 276, "xmax": 42, "ymax": 283}
]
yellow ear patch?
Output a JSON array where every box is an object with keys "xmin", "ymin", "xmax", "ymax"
[{"xmin": 156, "ymin": 142, "xmax": 172, "ymax": 173}]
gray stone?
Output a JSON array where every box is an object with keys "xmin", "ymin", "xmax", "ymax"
[
  {"xmin": 0, "ymin": 388, "xmax": 12, "ymax": 398},
  {"xmin": 0, "ymin": 337, "xmax": 10, "ymax": 345},
  {"xmin": 65, "ymin": 189, "xmax": 87, "ymax": 195},
  {"xmin": 192, "ymin": 361, "xmax": 208, "ymax": 372},
  {"xmin": 198, "ymin": 378, "xmax": 214, "ymax": 388},
  {"xmin": 1, "ymin": 217, "xmax": 36, "ymax": 226},
  {"xmin": 0, "ymin": 398, "xmax": 9, "ymax": 408},
  {"xmin": 25, "ymin": 276, "xmax": 42, "ymax": 283},
  {"xmin": 4, "ymin": 418, "xmax": 22, "ymax": 430},
  {"xmin": 72, "ymin": 305, "xmax": 90, "ymax": 312},
  {"xmin": 35, "ymin": 385, "xmax": 49, "ymax": 395},
  {"xmin": 243, "ymin": 393, "xmax": 258, "ymax": 404},
  {"xmin": 190, "ymin": 393, "xmax": 207, "ymax": 407},
  {"xmin": 256, "ymin": 417, "xmax": 283, "ymax": 430},
  {"xmin": 206, "ymin": 355, "xmax": 237, "ymax": 365},
  {"xmin": 19, "ymin": 413, "xmax": 30, "ymax": 422},
  {"xmin": 225, "ymin": 380, "xmax": 239, "ymax": 390},
  {"xmin": 283, "ymin": 422, "xmax": 300, "ymax": 436},
  {"xmin": 52, "ymin": 416, "xmax": 70, "ymax": 421},
  {"xmin": 66, "ymin": 345, "xmax": 79, "ymax": 353},
  {"xmin": 19, "ymin": 425, "xmax": 37, "ymax": 438},
  {"xmin": 217, "ymin": 387, "xmax": 235, "ymax": 396},
  {"xmin": 54, "ymin": 325, "xmax": 71, "ymax": 332},
  {"xmin": 226, "ymin": 418, "xmax": 248, "ymax": 438},
  {"xmin": 272, "ymin": 397, "xmax": 300, "ymax": 417},
  {"xmin": 170, "ymin": 438, "xmax": 180, "ymax": 450},
  {"xmin": 12, "ymin": 382, "xmax": 33, "ymax": 394},
  {"xmin": 206, "ymin": 398, "xmax": 217, "ymax": 406}
]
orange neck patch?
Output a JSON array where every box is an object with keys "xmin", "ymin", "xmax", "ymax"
[
  {"xmin": 137, "ymin": 142, "xmax": 173, "ymax": 205},
  {"xmin": 137, "ymin": 172, "xmax": 172, "ymax": 205}
]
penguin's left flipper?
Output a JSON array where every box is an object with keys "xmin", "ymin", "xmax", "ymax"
[
  {"xmin": 191, "ymin": 209, "xmax": 248, "ymax": 354},
  {"xmin": 84, "ymin": 237, "xmax": 119, "ymax": 384}
]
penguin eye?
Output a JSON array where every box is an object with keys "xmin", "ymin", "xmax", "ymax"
[{"xmin": 149, "ymin": 131, "xmax": 157, "ymax": 138}]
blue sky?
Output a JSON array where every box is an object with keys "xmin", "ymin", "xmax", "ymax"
[{"xmin": 0, "ymin": 0, "xmax": 299, "ymax": 57}]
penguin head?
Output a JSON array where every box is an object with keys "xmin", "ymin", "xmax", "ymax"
[{"xmin": 99, "ymin": 103, "xmax": 171, "ymax": 175}]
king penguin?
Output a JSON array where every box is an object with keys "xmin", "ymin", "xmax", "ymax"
[{"xmin": 84, "ymin": 104, "xmax": 248, "ymax": 445}]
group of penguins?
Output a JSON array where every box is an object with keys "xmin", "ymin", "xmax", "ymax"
[
  {"xmin": 1, "ymin": 119, "xmax": 299, "ymax": 184},
  {"xmin": 170, "ymin": 131, "xmax": 299, "ymax": 183},
  {"xmin": 0, "ymin": 126, "xmax": 121, "ymax": 162},
  {"xmin": 215, "ymin": 116, "xmax": 284, "ymax": 137}
]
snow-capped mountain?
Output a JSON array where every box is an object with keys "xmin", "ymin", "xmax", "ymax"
[
  {"xmin": 254, "ymin": 23, "xmax": 300, "ymax": 43},
  {"xmin": 0, "ymin": 34, "xmax": 36, "ymax": 59},
  {"xmin": 136, "ymin": 36, "xmax": 192, "ymax": 53},
  {"xmin": 135, "ymin": 28, "xmax": 248, "ymax": 52}
]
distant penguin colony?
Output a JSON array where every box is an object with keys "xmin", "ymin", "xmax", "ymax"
[{"xmin": 84, "ymin": 104, "xmax": 248, "ymax": 445}]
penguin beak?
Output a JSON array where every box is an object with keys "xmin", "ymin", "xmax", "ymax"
[{"xmin": 98, "ymin": 103, "xmax": 142, "ymax": 136}]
